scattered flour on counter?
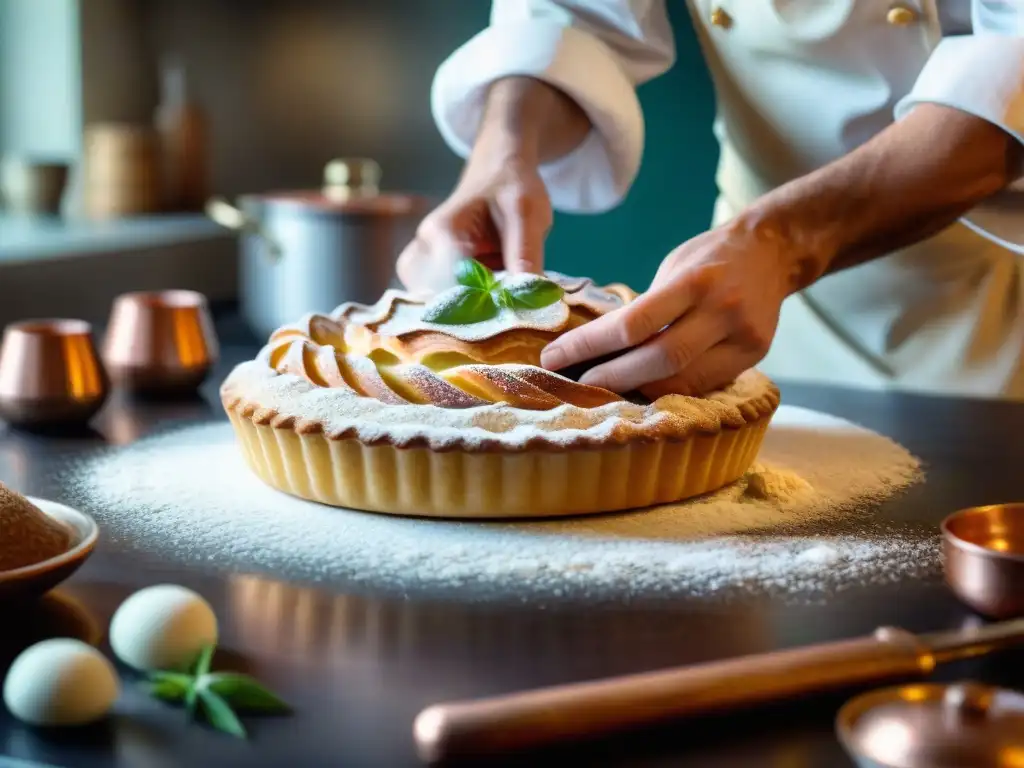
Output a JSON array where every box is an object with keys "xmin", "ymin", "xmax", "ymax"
[{"xmin": 63, "ymin": 405, "xmax": 935, "ymax": 601}]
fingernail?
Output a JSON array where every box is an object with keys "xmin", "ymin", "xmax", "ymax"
[{"xmin": 541, "ymin": 346, "xmax": 566, "ymax": 371}]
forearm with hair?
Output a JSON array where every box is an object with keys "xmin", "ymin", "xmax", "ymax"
[
  {"xmin": 472, "ymin": 76, "xmax": 592, "ymax": 166},
  {"xmin": 738, "ymin": 104, "xmax": 1021, "ymax": 290}
]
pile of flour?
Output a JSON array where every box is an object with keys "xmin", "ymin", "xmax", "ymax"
[{"xmin": 63, "ymin": 405, "xmax": 935, "ymax": 601}]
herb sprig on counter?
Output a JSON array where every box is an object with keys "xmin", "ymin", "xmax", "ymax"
[
  {"xmin": 146, "ymin": 644, "xmax": 291, "ymax": 738},
  {"xmin": 421, "ymin": 258, "xmax": 564, "ymax": 325}
]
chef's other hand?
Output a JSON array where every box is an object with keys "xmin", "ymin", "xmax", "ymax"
[
  {"xmin": 541, "ymin": 219, "xmax": 808, "ymax": 399},
  {"xmin": 396, "ymin": 153, "xmax": 551, "ymax": 294}
]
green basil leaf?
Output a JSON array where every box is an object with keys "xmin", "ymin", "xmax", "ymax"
[
  {"xmin": 205, "ymin": 673, "xmax": 291, "ymax": 714},
  {"xmin": 492, "ymin": 287, "xmax": 514, "ymax": 309},
  {"xmin": 421, "ymin": 286, "xmax": 499, "ymax": 325},
  {"xmin": 503, "ymin": 277, "xmax": 564, "ymax": 310},
  {"xmin": 191, "ymin": 644, "xmax": 216, "ymax": 677},
  {"xmin": 197, "ymin": 689, "xmax": 247, "ymax": 739},
  {"xmin": 455, "ymin": 258, "xmax": 495, "ymax": 290}
]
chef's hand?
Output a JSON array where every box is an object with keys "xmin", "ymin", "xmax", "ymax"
[
  {"xmin": 396, "ymin": 152, "xmax": 551, "ymax": 294},
  {"xmin": 397, "ymin": 76, "xmax": 591, "ymax": 294},
  {"xmin": 541, "ymin": 218, "xmax": 809, "ymax": 399}
]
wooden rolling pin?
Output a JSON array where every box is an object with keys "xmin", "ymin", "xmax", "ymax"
[{"xmin": 413, "ymin": 619, "xmax": 1024, "ymax": 763}]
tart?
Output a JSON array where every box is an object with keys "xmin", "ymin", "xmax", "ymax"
[{"xmin": 220, "ymin": 268, "xmax": 780, "ymax": 519}]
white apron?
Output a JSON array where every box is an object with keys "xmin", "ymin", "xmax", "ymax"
[{"xmin": 690, "ymin": 0, "xmax": 1024, "ymax": 399}]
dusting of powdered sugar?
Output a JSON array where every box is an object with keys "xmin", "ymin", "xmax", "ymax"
[
  {"xmin": 62, "ymin": 405, "xmax": 934, "ymax": 603},
  {"xmin": 220, "ymin": 361, "xmax": 767, "ymax": 450}
]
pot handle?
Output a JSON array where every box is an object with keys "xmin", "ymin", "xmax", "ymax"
[{"xmin": 205, "ymin": 197, "xmax": 283, "ymax": 262}]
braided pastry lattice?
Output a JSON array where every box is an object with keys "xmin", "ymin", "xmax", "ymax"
[{"xmin": 265, "ymin": 312, "xmax": 625, "ymax": 411}]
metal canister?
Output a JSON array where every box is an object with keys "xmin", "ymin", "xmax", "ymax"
[{"xmin": 207, "ymin": 159, "xmax": 431, "ymax": 340}]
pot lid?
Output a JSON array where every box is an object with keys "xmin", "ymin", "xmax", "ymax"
[
  {"xmin": 245, "ymin": 158, "xmax": 430, "ymax": 215},
  {"xmin": 837, "ymin": 682, "xmax": 1024, "ymax": 768}
]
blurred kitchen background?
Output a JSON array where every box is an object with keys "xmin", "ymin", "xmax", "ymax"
[{"xmin": 0, "ymin": 0, "xmax": 718, "ymax": 331}]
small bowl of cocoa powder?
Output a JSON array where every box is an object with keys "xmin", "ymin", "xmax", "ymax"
[{"xmin": 0, "ymin": 481, "xmax": 98, "ymax": 601}]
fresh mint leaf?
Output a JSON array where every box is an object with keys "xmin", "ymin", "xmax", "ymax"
[
  {"xmin": 144, "ymin": 643, "xmax": 291, "ymax": 738},
  {"xmin": 205, "ymin": 673, "xmax": 291, "ymax": 714},
  {"xmin": 150, "ymin": 670, "xmax": 194, "ymax": 688},
  {"xmin": 197, "ymin": 688, "xmax": 247, "ymax": 738},
  {"xmin": 191, "ymin": 644, "xmax": 216, "ymax": 677},
  {"xmin": 503, "ymin": 277, "xmax": 564, "ymax": 310},
  {"xmin": 421, "ymin": 285, "xmax": 499, "ymax": 325},
  {"xmin": 185, "ymin": 685, "xmax": 199, "ymax": 715},
  {"xmin": 147, "ymin": 676, "xmax": 190, "ymax": 703},
  {"xmin": 455, "ymin": 258, "xmax": 495, "ymax": 291}
]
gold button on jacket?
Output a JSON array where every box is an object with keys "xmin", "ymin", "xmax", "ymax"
[
  {"xmin": 710, "ymin": 7, "xmax": 733, "ymax": 29},
  {"xmin": 886, "ymin": 5, "xmax": 917, "ymax": 25}
]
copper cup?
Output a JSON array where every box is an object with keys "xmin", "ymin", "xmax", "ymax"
[
  {"xmin": 0, "ymin": 319, "xmax": 109, "ymax": 429},
  {"xmin": 102, "ymin": 290, "xmax": 219, "ymax": 397},
  {"xmin": 941, "ymin": 503, "xmax": 1024, "ymax": 620}
]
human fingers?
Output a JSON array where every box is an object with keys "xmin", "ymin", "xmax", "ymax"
[
  {"xmin": 493, "ymin": 192, "xmax": 547, "ymax": 275},
  {"xmin": 540, "ymin": 281, "xmax": 695, "ymax": 373},
  {"xmin": 638, "ymin": 343, "xmax": 753, "ymax": 400},
  {"xmin": 577, "ymin": 311, "xmax": 725, "ymax": 393},
  {"xmin": 395, "ymin": 231, "xmax": 465, "ymax": 294},
  {"xmin": 398, "ymin": 197, "xmax": 503, "ymax": 292},
  {"xmin": 395, "ymin": 236, "xmax": 432, "ymax": 293}
]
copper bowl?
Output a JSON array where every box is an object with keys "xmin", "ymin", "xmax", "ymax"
[
  {"xmin": 941, "ymin": 503, "xmax": 1024, "ymax": 620},
  {"xmin": 837, "ymin": 682, "xmax": 1024, "ymax": 768},
  {"xmin": 0, "ymin": 319, "xmax": 109, "ymax": 429},
  {"xmin": 101, "ymin": 290, "xmax": 219, "ymax": 397}
]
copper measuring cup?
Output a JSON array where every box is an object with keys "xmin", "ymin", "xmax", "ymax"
[
  {"xmin": 0, "ymin": 319, "xmax": 109, "ymax": 428},
  {"xmin": 941, "ymin": 503, "xmax": 1024, "ymax": 620},
  {"xmin": 101, "ymin": 290, "xmax": 219, "ymax": 397}
]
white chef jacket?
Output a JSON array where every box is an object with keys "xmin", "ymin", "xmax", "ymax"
[{"xmin": 430, "ymin": 0, "xmax": 1024, "ymax": 399}]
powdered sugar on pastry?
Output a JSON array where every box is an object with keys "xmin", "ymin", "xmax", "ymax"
[{"xmin": 221, "ymin": 362, "xmax": 778, "ymax": 451}]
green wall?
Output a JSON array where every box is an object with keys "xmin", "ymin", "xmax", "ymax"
[{"xmin": 546, "ymin": 3, "xmax": 718, "ymax": 291}]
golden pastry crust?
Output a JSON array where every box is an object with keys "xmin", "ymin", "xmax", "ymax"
[{"xmin": 220, "ymin": 273, "xmax": 780, "ymax": 517}]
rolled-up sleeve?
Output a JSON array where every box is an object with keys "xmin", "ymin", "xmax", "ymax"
[
  {"xmin": 430, "ymin": 1, "xmax": 675, "ymax": 213},
  {"xmin": 893, "ymin": 3, "xmax": 1024, "ymax": 253}
]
